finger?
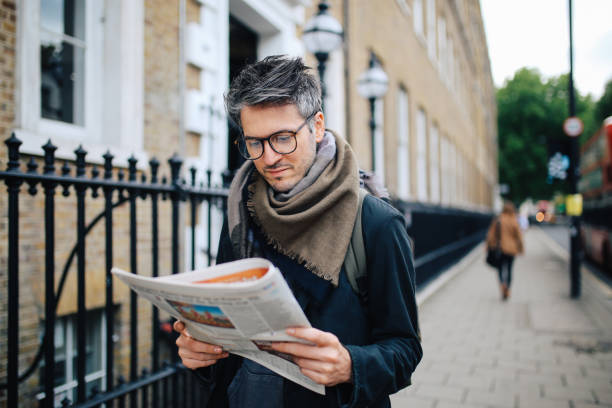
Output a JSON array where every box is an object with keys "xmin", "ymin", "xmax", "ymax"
[
  {"xmin": 173, "ymin": 320, "xmax": 185, "ymax": 333},
  {"xmin": 270, "ymin": 342, "xmax": 328, "ymax": 360},
  {"xmin": 179, "ymin": 347, "xmax": 229, "ymax": 363},
  {"xmin": 180, "ymin": 356, "xmax": 223, "ymax": 370},
  {"xmin": 176, "ymin": 335, "xmax": 225, "ymax": 355},
  {"xmin": 286, "ymin": 327, "xmax": 337, "ymax": 346},
  {"xmin": 293, "ymin": 357, "xmax": 335, "ymax": 375}
]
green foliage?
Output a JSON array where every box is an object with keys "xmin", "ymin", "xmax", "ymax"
[
  {"xmin": 496, "ymin": 68, "xmax": 595, "ymax": 204},
  {"xmin": 594, "ymin": 79, "xmax": 612, "ymax": 123}
]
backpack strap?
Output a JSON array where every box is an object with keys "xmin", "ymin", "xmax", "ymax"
[{"xmin": 344, "ymin": 188, "xmax": 369, "ymax": 301}]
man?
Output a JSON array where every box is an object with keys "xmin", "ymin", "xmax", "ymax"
[{"xmin": 174, "ymin": 55, "xmax": 421, "ymax": 407}]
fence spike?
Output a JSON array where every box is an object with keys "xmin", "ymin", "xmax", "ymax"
[
  {"xmin": 168, "ymin": 154, "xmax": 183, "ymax": 185},
  {"xmin": 26, "ymin": 157, "xmax": 38, "ymax": 195},
  {"xmin": 42, "ymin": 139, "xmax": 57, "ymax": 175},
  {"xmin": 190, "ymin": 167, "xmax": 197, "ymax": 187},
  {"xmin": 140, "ymin": 173, "xmax": 147, "ymax": 199},
  {"xmin": 74, "ymin": 145, "xmax": 87, "ymax": 178},
  {"xmin": 61, "ymin": 161, "xmax": 71, "ymax": 196},
  {"xmin": 149, "ymin": 157, "xmax": 160, "ymax": 183},
  {"xmin": 5, "ymin": 133, "xmax": 22, "ymax": 172},
  {"xmin": 117, "ymin": 169, "xmax": 125, "ymax": 200},
  {"xmin": 161, "ymin": 175, "xmax": 168, "ymax": 200},
  {"xmin": 103, "ymin": 151, "xmax": 114, "ymax": 179},
  {"xmin": 128, "ymin": 155, "xmax": 138, "ymax": 182},
  {"xmin": 90, "ymin": 166, "xmax": 100, "ymax": 198}
]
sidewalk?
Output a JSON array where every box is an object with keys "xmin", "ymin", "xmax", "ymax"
[{"xmin": 391, "ymin": 227, "xmax": 612, "ymax": 408}]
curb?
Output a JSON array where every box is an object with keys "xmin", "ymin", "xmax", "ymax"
[{"xmin": 416, "ymin": 241, "xmax": 486, "ymax": 306}]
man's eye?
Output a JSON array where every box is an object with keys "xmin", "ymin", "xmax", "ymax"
[
  {"xmin": 274, "ymin": 134, "xmax": 293, "ymax": 144},
  {"xmin": 247, "ymin": 140, "xmax": 262, "ymax": 149}
]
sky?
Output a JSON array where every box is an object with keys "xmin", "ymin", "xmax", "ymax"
[{"xmin": 480, "ymin": 0, "xmax": 612, "ymax": 99}]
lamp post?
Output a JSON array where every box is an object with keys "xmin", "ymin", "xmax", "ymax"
[
  {"xmin": 302, "ymin": 1, "xmax": 343, "ymax": 114},
  {"xmin": 567, "ymin": 0, "xmax": 582, "ymax": 298},
  {"xmin": 357, "ymin": 51, "xmax": 389, "ymax": 172}
]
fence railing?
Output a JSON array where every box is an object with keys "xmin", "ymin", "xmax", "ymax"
[
  {"xmin": 0, "ymin": 134, "xmax": 228, "ymax": 407},
  {"xmin": 0, "ymin": 134, "xmax": 491, "ymax": 407}
]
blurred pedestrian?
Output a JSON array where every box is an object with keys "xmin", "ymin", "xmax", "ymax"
[
  {"xmin": 518, "ymin": 212, "xmax": 529, "ymax": 231},
  {"xmin": 486, "ymin": 201, "xmax": 524, "ymax": 300}
]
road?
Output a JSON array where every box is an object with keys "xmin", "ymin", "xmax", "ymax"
[{"xmin": 538, "ymin": 223, "xmax": 612, "ymax": 288}]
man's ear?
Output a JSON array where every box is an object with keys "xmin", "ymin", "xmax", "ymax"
[{"xmin": 314, "ymin": 111, "xmax": 325, "ymax": 143}]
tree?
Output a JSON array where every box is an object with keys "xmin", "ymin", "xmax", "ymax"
[
  {"xmin": 594, "ymin": 79, "xmax": 612, "ymax": 123},
  {"xmin": 496, "ymin": 68, "xmax": 594, "ymax": 204}
]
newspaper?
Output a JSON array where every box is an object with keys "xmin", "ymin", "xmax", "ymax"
[{"xmin": 111, "ymin": 258, "xmax": 325, "ymax": 394}]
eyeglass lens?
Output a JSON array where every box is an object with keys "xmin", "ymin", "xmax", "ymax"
[{"xmin": 241, "ymin": 133, "xmax": 297, "ymax": 159}]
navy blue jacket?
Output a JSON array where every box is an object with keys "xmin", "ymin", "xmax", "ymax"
[{"xmin": 196, "ymin": 195, "xmax": 422, "ymax": 407}]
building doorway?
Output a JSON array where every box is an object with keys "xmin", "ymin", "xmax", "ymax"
[{"xmin": 227, "ymin": 15, "xmax": 258, "ymax": 173}]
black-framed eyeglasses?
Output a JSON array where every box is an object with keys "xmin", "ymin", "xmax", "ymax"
[{"xmin": 236, "ymin": 112, "xmax": 317, "ymax": 160}]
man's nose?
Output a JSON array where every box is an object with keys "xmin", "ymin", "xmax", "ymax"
[{"xmin": 260, "ymin": 141, "xmax": 282, "ymax": 166}]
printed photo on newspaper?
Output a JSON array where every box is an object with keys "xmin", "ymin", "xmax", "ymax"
[{"xmin": 111, "ymin": 258, "xmax": 325, "ymax": 394}]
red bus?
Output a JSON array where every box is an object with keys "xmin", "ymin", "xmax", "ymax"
[{"xmin": 579, "ymin": 116, "xmax": 612, "ymax": 273}]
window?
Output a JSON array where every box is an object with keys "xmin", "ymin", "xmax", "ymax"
[
  {"xmin": 426, "ymin": 0, "xmax": 436, "ymax": 61},
  {"xmin": 448, "ymin": 38, "xmax": 455, "ymax": 92},
  {"xmin": 17, "ymin": 0, "xmax": 145, "ymax": 165},
  {"xmin": 437, "ymin": 16, "xmax": 447, "ymax": 82},
  {"xmin": 429, "ymin": 123, "xmax": 440, "ymax": 203},
  {"xmin": 416, "ymin": 108, "xmax": 428, "ymax": 202},
  {"xmin": 413, "ymin": 0, "xmax": 424, "ymax": 36},
  {"xmin": 37, "ymin": 310, "xmax": 106, "ymax": 406},
  {"xmin": 397, "ymin": 88, "xmax": 410, "ymax": 199},
  {"xmin": 40, "ymin": 0, "xmax": 86, "ymax": 125}
]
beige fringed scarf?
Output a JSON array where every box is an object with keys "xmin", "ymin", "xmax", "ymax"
[{"xmin": 228, "ymin": 131, "xmax": 360, "ymax": 286}]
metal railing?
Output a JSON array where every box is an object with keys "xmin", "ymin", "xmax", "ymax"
[
  {"xmin": 0, "ymin": 134, "xmax": 228, "ymax": 407},
  {"xmin": 0, "ymin": 133, "xmax": 492, "ymax": 407}
]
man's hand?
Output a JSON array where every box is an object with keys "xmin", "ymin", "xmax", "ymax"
[
  {"xmin": 174, "ymin": 321, "xmax": 229, "ymax": 369},
  {"xmin": 269, "ymin": 327, "xmax": 352, "ymax": 386}
]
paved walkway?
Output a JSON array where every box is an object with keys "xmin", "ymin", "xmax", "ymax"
[{"xmin": 391, "ymin": 227, "xmax": 612, "ymax": 408}]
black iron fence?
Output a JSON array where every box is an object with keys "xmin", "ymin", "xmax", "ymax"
[
  {"xmin": 0, "ymin": 134, "xmax": 228, "ymax": 407},
  {"xmin": 394, "ymin": 199, "xmax": 493, "ymax": 286},
  {"xmin": 0, "ymin": 134, "xmax": 492, "ymax": 407}
]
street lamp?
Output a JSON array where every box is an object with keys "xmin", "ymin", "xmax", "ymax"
[
  {"xmin": 357, "ymin": 51, "xmax": 388, "ymax": 172},
  {"xmin": 302, "ymin": 1, "xmax": 343, "ymax": 113}
]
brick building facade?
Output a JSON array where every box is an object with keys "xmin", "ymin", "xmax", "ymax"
[{"xmin": 0, "ymin": 0, "xmax": 495, "ymax": 405}]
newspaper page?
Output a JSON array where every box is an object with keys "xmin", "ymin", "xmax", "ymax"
[{"xmin": 111, "ymin": 258, "xmax": 325, "ymax": 394}]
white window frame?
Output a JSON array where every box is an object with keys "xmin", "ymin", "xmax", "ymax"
[
  {"xmin": 416, "ymin": 108, "xmax": 428, "ymax": 202},
  {"xmin": 448, "ymin": 37, "xmax": 455, "ymax": 92},
  {"xmin": 437, "ymin": 16, "xmax": 447, "ymax": 83},
  {"xmin": 397, "ymin": 88, "xmax": 410, "ymax": 200},
  {"xmin": 413, "ymin": 0, "xmax": 424, "ymax": 38},
  {"xmin": 426, "ymin": 0, "xmax": 436, "ymax": 61},
  {"xmin": 16, "ymin": 0, "xmax": 146, "ymax": 168},
  {"xmin": 429, "ymin": 123, "xmax": 440, "ymax": 203},
  {"xmin": 36, "ymin": 312, "xmax": 107, "ymax": 406}
]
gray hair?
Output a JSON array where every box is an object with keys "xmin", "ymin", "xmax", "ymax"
[{"xmin": 224, "ymin": 55, "xmax": 322, "ymax": 130}]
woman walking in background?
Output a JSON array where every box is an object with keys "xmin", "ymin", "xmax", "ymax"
[{"xmin": 487, "ymin": 201, "xmax": 524, "ymax": 300}]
